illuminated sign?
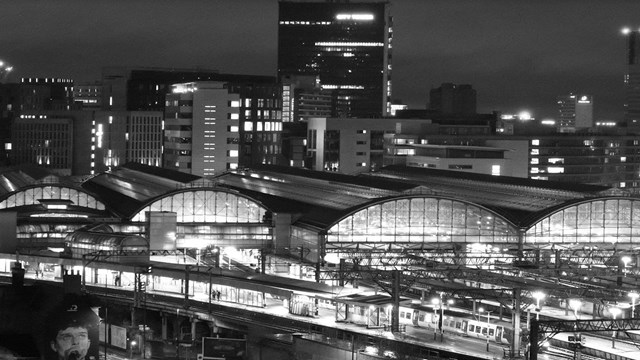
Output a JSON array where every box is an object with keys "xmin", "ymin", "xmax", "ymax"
[
  {"xmin": 336, "ymin": 13, "xmax": 374, "ymax": 21},
  {"xmin": 577, "ymin": 95, "xmax": 591, "ymax": 104}
]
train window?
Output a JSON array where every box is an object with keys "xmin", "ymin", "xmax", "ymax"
[
  {"xmin": 400, "ymin": 311, "xmax": 405, "ymax": 318},
  {"xmin": 469, "ymin": 325, "xmax": 475, "ymax": 332},
  {"xmin": 405, "ymin": 312, "xmax": 411, "ymax": 319},
  {"xmin": 477, "ymin": 327, "xmax": 483, "ymax": 334},
  {"xmin": 419, "ymin": 314, "xmax": 425, "ymax": 322},
  {"xmin": 455, "ymin": 322, "xmax": 461, "ymax": 329},
  {"xmin": 489, "ymin": 328, "xmax": 495, "ymax": 336}
]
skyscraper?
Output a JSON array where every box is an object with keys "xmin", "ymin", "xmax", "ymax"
[
  {"xmin": 556, "ymin": 93, "xmax": 593, "ymax": 133},
  {"xmin": 624, "ymin": 28, "xmax": 640, "ymax": 130},
  {"xmin": 278, "ymin": 0, "xmax": 392, "ymax": 118}
]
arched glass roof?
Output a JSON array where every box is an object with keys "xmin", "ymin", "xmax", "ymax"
[
  {"xmin": 525, "ymin": 197, "xmax": 640, "ymax": 249},
  {"xmin": 131, "ymin": 189, "xmax": 267, "ymax": 223},
  {"xmin": 326, "ymin": 195, "xmax": 519, "ymax": 249},
  {"xmin": 0, "ymin": 185, "xmax": 105, "ymax": 211}
]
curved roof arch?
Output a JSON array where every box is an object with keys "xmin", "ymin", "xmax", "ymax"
[
  {"xmin": 325, "ymin": 194, "xmax": 519, "ymax": 249},
  {"xmin": 0, "ymin": 184, "xmax": 106, "ymax": 212},
  {"xmin": 524, "ymin": 196, "xmax": 640, "ymax": 249},
  {"xmin": 129, "ymin": 187, "xmax": 270, "ymax": 223}
]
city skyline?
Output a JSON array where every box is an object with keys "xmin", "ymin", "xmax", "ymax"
[{"xmin": 2, "ymin": 0, "xmax": 640, "ymax": 120}]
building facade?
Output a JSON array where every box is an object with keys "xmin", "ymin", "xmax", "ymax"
[
  {"xmin": 278, "ymin": 0, "xmax": 392, "ymax": 118},
  {"xmin": 624, "ymin": 29, "xmax": 640, "ymax": 131},
  {"xmin": 556, "ymin": 93, "xmax": 593, "ymax": 133},
  {"xmin": 429, "ymin": 83, "xmax": 476, "ymax": 115},
  {"xmin": 163, "ymin": 82, "xmax": 241, "ymax": 176}
]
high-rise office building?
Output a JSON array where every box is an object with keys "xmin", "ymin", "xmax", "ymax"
[
  {"xmin": 556, "ymin": 93, "xmax": 593, "ymax": 133},
  {"xmin": 278, "ymin": 0, "xmax": 392, "ymax": 118},
  {"xmin": 163, "ymin": 82, "xmax": 242, "ymax": 176},
  {"xmin": 429, "ymin": 83, "xmax": 476, "ymax": 115},
  {"xmin": 624, "ymin": 28, "xmax": 640, "ymax": 131}
]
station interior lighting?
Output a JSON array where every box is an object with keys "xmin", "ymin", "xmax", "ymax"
[
  {"xmin": 569, "ymin": 299, "xmax": 582, "ymax": 318},
  {"xmin": 629, "ymin": 291, "xmax": 639, "ymax": 318}
]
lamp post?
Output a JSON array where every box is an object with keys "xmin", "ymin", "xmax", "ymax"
[
  {"xmin": 630, "ymin": 291, "xmax": 639, "ymax": 318},
  {"xmin": 130, "ymin": 340, "xmax": 137, "ymax": 359},
  {"xmin": 532, "ymin": 291, "xmax": 546, "ymax": 320},
  {"xmin": 610, "ymin": 306, "xmax": 621, "ymax": 348},
  {"xmin": 431, "ymin": 293, "xmax": 454, "ymax": 342},
  {"xmin": 431, "ymin": 297, "xmax": 439, "ymax": 340},
  {"xmin": 479, "ymin": 307, "xmax": 492, "ymax": 352}
]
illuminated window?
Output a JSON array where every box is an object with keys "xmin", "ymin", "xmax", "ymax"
[
  {"xmin": 621, "ymin": 157, "xmax": 627, "ymax": 162},
  {"xmin": 228, "ymin": 150, "xmax": 238, "ymax": 157},
  {"xmin": 547, "ymin": 167, "xmax": 564, "ymax": 174},
  {"xmin": 491, "ymin": 165, "xmax": 501, "ymax": 176},
  {"xmin": 257, "ymin": 122, "xmax": 263, "ymax": 131},
  {"xmin": 230, "ymin": 113, "xmax": 239, "ymax": 120},
  {"xmin": 229, "ymin": 126, "xmax": 239, "ymax": 133},
  {"xmin": 548, "ymin": 158, "xmax": 564, "ymax": 164},
  {"xmin": 531, "ymin": 149, "xmax": 539, "ymax": 155},
  {"xmin": 531, "ymin": 139, "xmax": 539, "ymax": 146},
  {"xmin": 530, "ymin": 158, "xmax": 539, "ymax": 165},
  {"xmin": 530, "ymin": 167, "xmax": 539, "ymax": 174},
  {"xmin": 621, "ymin": 182, "xmax": 627, "ymax": 188},
  {"xmin": 230, "ymin": 100, "xmax": 240, "ymax": 108},
  {"xmin": 244, "ymin": 122, "xmax": 253, "ymax": 131}
]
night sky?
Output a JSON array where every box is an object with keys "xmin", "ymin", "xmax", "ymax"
[{"xmin": 2, "ymin": 0, "xmax": 640, "ymax": 121}]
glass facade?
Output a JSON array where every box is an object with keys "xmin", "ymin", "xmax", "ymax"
[
  {"xmin": 0, "ymin": 185, "xmax": 105, "ymax": 210},
  {"xmin": 131, "ymin": 189, "xmax": 267, "ymax": 224},
  {"xmin": 525, "ymin": 197, "xmax": 640, "ymax": 246},
  {"xmin": 278, "ymin": 0, "xmax": 391, "ymax": 117},
  {"xmin": 327, "ymin": 196, "xmax": 518, "ymax": 246}
]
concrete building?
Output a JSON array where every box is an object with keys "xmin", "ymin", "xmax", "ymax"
[
  {"xmin": 11, "ymin": 110, "xmax": 163, "ymax": 175},
  {"xmin": 428, "ymin": 83, "xmax": 476, "ymax": 114},
  {"xmin": 18, "ymin": 78, "xmax": 74, "ymax": 111},
  {"xmin": 73, "ymin": 81, "xmax": 102, "ymax": 109},
  {"xmin": 163, "ymin": 82, "xmax": 242, "ymax": 176},
  {"xmin": 624, "ymin": 28, "xmax": 640, "ymax": 131},
  {"xmin": 278, "ymin": 0, "xmax": 392, "ymax": 117},
  {"xmin": 101, "ymin": 67, "xmax": 283, "ymax": 170},
  {"xmin": 557, "ymin": 93, "xmax": 594, "ymax": 133}
]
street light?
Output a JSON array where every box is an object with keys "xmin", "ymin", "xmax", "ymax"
[
  {"xmin": 569, "ymin": 299, "xmax": 582, "ymax": 318},
  {"xmin": 610, "ymin": 306, "xmax": 621, "ymax": 349},
  {"xmin": 532, "ymin": 291, "xmax": 546, "ymax": 320},
  {"xmin": 630, "ymin": 291, "xmax": 639, "ymax": 318},
  {"xmin": 479, "ymin": 307, "xmax": 492, "ymax": 352}
]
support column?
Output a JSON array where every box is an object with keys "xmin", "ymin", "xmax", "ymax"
[
  {"xmin": 512, "ymin": 288, "xmax": 522, "ymax": 356},
  {"xmin": 184, "ymin": 266, "xmax": 190, "ymax": 309},
  {"xmin": 161, "ymin": 314, "xmax": 168, "ymax": 340},
  {"xmin": 190, "ymin": 318, "xmax": 197, "ymax": 342},
  {"xmin": 529, "ymin": 318, "xmax": 538, "ymax": 360},
  {"xmin": 391, "ymin": 270, "xmax": 400, "ymax": 332}
]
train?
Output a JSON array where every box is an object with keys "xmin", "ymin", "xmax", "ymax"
[{"xmin": 398, "ymin": 303, "xmax": 519, "ymax": 345}]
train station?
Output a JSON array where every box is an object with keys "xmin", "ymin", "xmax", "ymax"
[{"xmin": 2, "ymin": 162, "xmax": 640, "ymax": 359}]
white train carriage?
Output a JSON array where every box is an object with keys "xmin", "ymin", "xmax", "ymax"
[{"xmin": 399, "ymin": 305, "xmax": 515, "ymax": 345}]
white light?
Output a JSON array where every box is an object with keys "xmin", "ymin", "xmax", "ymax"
[
  {"xmin": 336, "ymin": 13, "xmax": 374, "ymax": 21},
  {"xmin": 518, "ymin": 111, "xmax": 532, "ymax": 121},
  {"xmin": 622, "ymin": 27, "xmax": 631, "ymax": 35}
]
